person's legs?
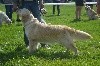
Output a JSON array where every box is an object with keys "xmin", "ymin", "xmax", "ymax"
[
  {"xmin": 78, "ymin": 6, "xmax": 83, "ymax": 19},
  {"xmin": 30, "ymin": 2, "xmax": 50, "ymax": 48},
  {"xmin": 57, "ymin": 5, "xmax": 60, "ymax": 16},
  {"xmin": 9, "ymin": 5, "xmax": 13, "ymax": 20},
  {"xmin": 57, "ymin": 1, "xmax": 60, "ymax": 16},
  {"xmin": 53, "ymin": 0, "xmax": 56, "ymax": 15},
  {"xmin": 23, "ymin": 2, "xmax": 31, "ymax": 46},
  {"xmin": 53, "ymin": 5, "xmax": 56, "ymax": 14},
  {"xmin": 75, "ymin": 6, "xmax": 83, "ymax": 19},
  {"xmin": 75, "ymin": 6, "xmax": 79, "ymax": 19},
  {"xmin": 23, "ymin": 27, "xmax": 29, "ymax": 46},
  {"xmin": 5, "ymin": 5, "xmax": 9, "ymax": 18},
  {"xmin": 5, "ymin": 5, "xmax": 13, "ymax": 20},
  {"xmin": 31, "ymin": 2, "xmax": 41, "ymax": 22},
  {"xmin": 23, "ymin": 2, "xmax": 45, "ymax": 46},
  {"xmin": 31, "ymin": 2, "xmax": 50, "ymax": 48}
]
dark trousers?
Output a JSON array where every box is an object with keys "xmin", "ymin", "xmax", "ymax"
[
  {"xmin": 53, "ymin": 5, "xmax": 60, "ymax": 15},
  {"xmin": 23, "ymin": 27, "xmax": 29, "ymax": 47},
  {"xmin": 5, "ymin": 5, "xmax": 13, "ymax": 20},
  {"xmin": 53, "ymin": 1, "xmax": 60, "ymax": 15},
  {"xmin": 23, "ymin": 1, "xmax": 41, "ymax": 22}
]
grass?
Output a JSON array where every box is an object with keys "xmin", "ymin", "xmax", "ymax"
[{"xmin": 0, "ymin": 4, "xmax": 100, "ymax": 66}]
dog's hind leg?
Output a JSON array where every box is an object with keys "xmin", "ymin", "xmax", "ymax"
[
  {"xmin": 60, "ymin": 37, "xmax": 78, "ymax": 55},
  {"xmin": 64, "ymin": 42, "xmax": 78, "ymax": 55},
  {"xmin": 29, "ymin": 40, "xmax": 38, "ymax": 54},
  {"xmin": 68, "ymin": 43, "xmax": 78, "ymax": 55}
]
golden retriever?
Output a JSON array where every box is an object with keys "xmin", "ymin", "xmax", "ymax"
[{"xmin": 17, "ymin": 8, "xmax": 93, "ymax": 55}]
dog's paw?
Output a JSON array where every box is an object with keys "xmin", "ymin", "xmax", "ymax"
[{"xmin": 74, "ymin": 50, "xmax": 79, "ymax": 56}]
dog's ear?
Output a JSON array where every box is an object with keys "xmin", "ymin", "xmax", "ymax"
[
  {"xmin": 16, "ymin": 9, "xmax": 22, "ymax": 16},
  {"xmin": 22, "ymin": 8, "xmax": 30, "ymax": 15},
  {"xmin": 85, "ymin": 6, "xmax": 88, "ymax": 10}
]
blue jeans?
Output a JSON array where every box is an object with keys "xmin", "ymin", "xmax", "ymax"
[
  {"xmin": 23, "ymin": 1, "xmax": 41, "ymax": 46},
  {"xmin": 5, "ymin": 5, "xmax": 13, "ymax": 20},
  {"xmin": 23, "ymin": 1, "xmax": 41, "ymax": 21}
]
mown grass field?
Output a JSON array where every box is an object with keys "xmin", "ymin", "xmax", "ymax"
[{"xmin": 0, "ymin": 4, "xmax": 100, "ymax": 66}]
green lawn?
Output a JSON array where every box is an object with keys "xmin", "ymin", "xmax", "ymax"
[{"xmin": 0, "ymin": 4, "xmax": 100, "ymax": 66}]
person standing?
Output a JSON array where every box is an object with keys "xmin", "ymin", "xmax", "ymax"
[
  {"xmin": 3, "ymin": 0, "xmax": 13, "ymax": 20},
  {"xmin": 75, "ymin": 0, "xmax": 84, "ymax": 20},
  {"xmin": 53, "ymin": 0, "xmax": 61, "ymax": 16},
  {"xmin": 13, "ymin": 0, "xmax": 22, "ymax": 22}
]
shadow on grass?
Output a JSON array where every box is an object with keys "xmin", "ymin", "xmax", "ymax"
[
  {"xmin": 0, "ymin": 45, "xmax": 29, "ymax": 64},
  {"xmin": 70, "ymin": 19, "xmax": 91, "ymax": 23},
  {"xmin": 34, "ymin": 50, "xmax": 75, "ymax": 60},
  {"xmin": 0, "ymin": 45, "xmax": 77, "ymax": 64},
  {"xmin": 45, "ymin": 14, "xmax": 61, "ymax": 17}
]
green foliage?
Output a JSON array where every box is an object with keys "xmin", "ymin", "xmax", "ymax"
[{"xmin": 0, "ymin": 4, "xmax": 100, "ymax": 66}]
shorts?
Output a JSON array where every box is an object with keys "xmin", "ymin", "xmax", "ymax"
[
  {"xmin": 76, "ymin": 3, "xmax": 84, "ymax": 6},
  {"xmin": 75, "ymin": 0, "xmax": 84, "ymax": 6}
]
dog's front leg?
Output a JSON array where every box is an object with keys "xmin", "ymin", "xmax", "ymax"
[{"xmin": 29, "ymin": 39, "xmax": 38, "ymax": 54}]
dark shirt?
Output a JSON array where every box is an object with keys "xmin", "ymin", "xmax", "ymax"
[
  {"xmin": 86, "ymin": 0, "xmax": 92, "ymax": 2},
  {"xmin": 3, "ymin": 0, "xmax": 13, "ymax": 4},
  {"xmin": 13, "ymin": 0, "xmax": 38, "ymax": 4},
  {"xmin": 75, "ymin": 0, "xmax": 84, "ymax": 6}
]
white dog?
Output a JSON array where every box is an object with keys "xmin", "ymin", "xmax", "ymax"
[
  {"xmin": 85, "ymin": 5, "xmax": 100, "ymax": 20},
  {"xmin": 0, "ymin": 11, "xmax": 12, "ymax": 26},
  {"xmin": 17, "ymin": 8, "xmax": 93, "ymax": 55}
]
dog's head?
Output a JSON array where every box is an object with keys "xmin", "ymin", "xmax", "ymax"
[
  {"xmin": 17, "ymin": 8, "xmax": 31, "ymax": 17},
  {"xmin": 16, "ymin": 8, "xmax": 36, "ymax": 23},
  {"xmin": 85, "ymin": 5, "xmax": 91, "ymax": 11},
  {"xmin": 1, "ymin": 12, "xmax": 12, "ymax": 25}
]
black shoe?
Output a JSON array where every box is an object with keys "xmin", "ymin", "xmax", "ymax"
[
  {"xmin": 16, "ymin": 19, "xmax": 21, "ymax": 22},
  {"xmin": 74, "ymin": 18, "xmax": 81, "ymax": 21},
  {"xmin": 57, "ymin": 14, "xmax": 60, "ymax": 16}
]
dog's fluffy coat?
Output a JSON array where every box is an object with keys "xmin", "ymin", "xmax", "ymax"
[
  {"xmin": 17, "ymin": 8, "xmax": 92, "ymax": 55},
  {"xmin": 85, "ymin": 5, "xmax": 100, "ymax": 20},
  {"xmin": 0, "ymin": 11, "xmax": 12, "ymax": 26}
]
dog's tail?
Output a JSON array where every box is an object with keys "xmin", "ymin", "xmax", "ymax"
[{"xmin": 72, "ymin": 30, "xmax": 93, "ymax": 40}]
